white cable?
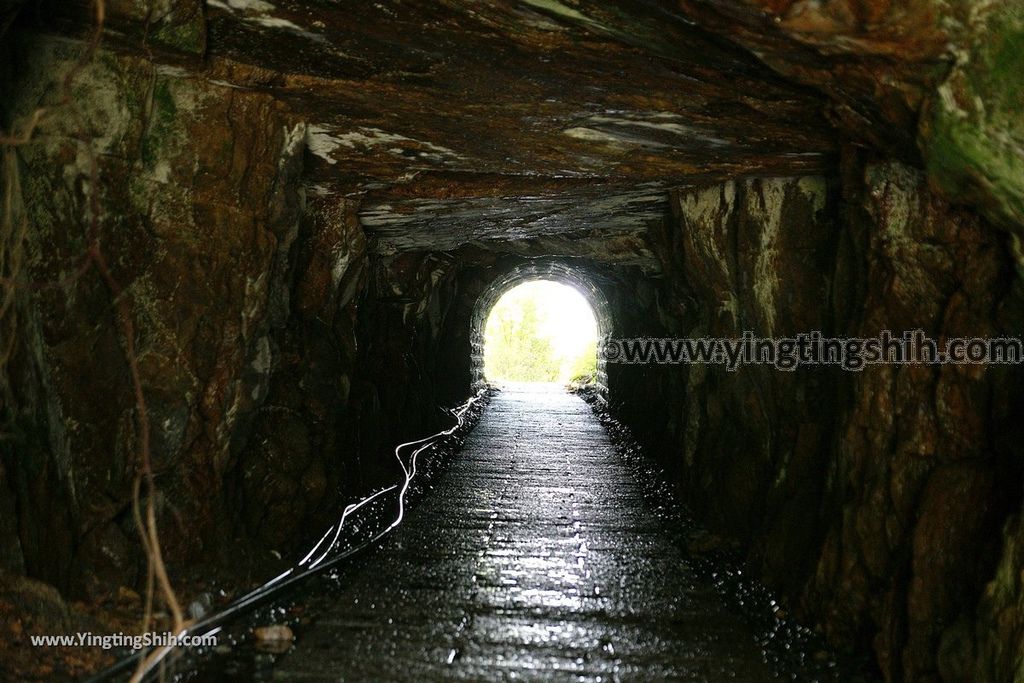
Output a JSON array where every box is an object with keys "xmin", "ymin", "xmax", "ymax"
[{"xmin": 100, "ymin": 391, "xmax": 484, "ymax": 683}]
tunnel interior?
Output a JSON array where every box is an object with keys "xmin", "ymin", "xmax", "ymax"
[{"xmin": 1, "ymin": 0, "xmax": 1024, "ymax": 681}]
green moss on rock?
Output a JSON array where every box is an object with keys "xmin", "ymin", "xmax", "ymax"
[
  {"xmin": 921, "ymin": 5, "xmax": 1024, "ymax": 235},
  {"xmin": 151, "ymin": 7, "xmax": 207, "ymax": 56},
  {"xmin": 140, "ymin": 77, "xmax": 178, "ymax": 167}
]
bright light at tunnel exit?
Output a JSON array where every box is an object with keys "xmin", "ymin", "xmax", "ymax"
[{"xmin": 483, "ymin": 280, "xmax": 598, "ymax": 384}]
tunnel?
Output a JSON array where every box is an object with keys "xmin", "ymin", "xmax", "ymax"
[{"xmin": 1, "ymin": 1, "xmax": 1024, "ymax": 681}]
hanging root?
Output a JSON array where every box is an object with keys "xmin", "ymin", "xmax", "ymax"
[{"xmin": 1, "ymin": 1, "xmax": 187, "ymax": 679}]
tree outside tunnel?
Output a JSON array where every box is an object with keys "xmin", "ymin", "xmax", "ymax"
[{"xmin": 483, "ymin": 280, "xmax": 598, "ymax": 384}]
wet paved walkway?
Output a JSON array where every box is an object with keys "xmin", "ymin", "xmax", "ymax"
[{"xmin": 274, "ymin": 386, "xmax": 777, "ymax": 681}]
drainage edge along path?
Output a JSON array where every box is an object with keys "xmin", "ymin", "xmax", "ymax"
[{"xmin": 256, "ymin": 384, "xmax": 870, "ymax": 682}]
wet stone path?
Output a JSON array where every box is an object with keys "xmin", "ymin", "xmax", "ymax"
[{"xmin": 273, "ymin": 386, "xmax": 780, "ymax": 681}]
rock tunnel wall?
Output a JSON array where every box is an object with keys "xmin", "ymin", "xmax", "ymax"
[
  {"xmin": 0, "ymin": 35, "xmax": 470, "ymax": 595},
  {"xmin": 1, "ymin": 36, "xmax": 307, "ymax": 591},
  {"xmin": 2, "ymin": 13, "xmax": 1024, "ymax": 683},
  {"xmin": 607, "ymin": 165, "xmax": 1024, "ymax": 682}
]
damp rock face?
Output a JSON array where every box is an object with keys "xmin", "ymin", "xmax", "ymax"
[
  {"xmin": 1, "ymin": 2, "xmax": 1023, "ymax": 682},
  {"xmin": 1, "ymin": 35, "xmax": 308, "ymax": 591},
  {"xmin": 809, "ymin": 158, "xmax": 1021, "ymax": 683},
  {"xmin": 232, "ymin": 196, "xmax": 367, "ymax": 548},
  {"xmin": 608, "ymin": 157, "xmax": 1023, "ymax": 683}
]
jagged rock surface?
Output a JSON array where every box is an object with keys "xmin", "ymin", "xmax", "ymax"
[{"xmin": 1, "ymin": 2, "xmax": 1022, "ymax": 682}]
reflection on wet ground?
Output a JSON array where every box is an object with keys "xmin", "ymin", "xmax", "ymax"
[{"xmin": 259, "ymin": 385, "xmax": 858, "ymax": 681}]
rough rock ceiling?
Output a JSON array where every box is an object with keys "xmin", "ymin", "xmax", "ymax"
[
  {"xmin": 671, "ymin": 0, "xmax": 957, "ymax": 155},
  {"xmin": 38, "ymin": 0, "xmax": 839, "ymax": 262},
  {"xmin": 204, "ymin": 1, "xmax": 835, "ymax": 179}
]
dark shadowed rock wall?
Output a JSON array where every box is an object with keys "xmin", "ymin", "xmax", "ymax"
[
  {"xmin": 810, "ymin": 153, "xmax": 1023, "ymax": 683},
  {"xmin": 1, "ymin": 35, "xmax": 307, "ymax": 593},
  {"xmin": 0, "ymin": 33, "xmax": 476, "ymax": 596},
  {"xmin": 608, "ymin": 164, "xmax": 1024, "ymax": 682}
]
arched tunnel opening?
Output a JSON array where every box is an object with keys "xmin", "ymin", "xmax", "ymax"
[
  {"xmin": 472, "ymin": 262, "xmax": 611, "ymax": 393},
  {"xmin": 480, "ymin": 279, "xmax": 599, "ymax": 386},
  {"xmin": 2, "ymin": 2, "xmax": 1024, "ymax": 681}
]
